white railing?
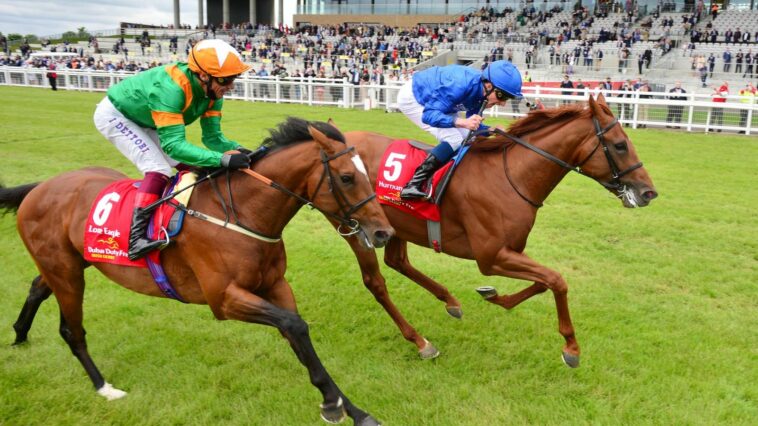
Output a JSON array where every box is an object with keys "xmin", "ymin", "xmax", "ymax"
[{"xmin": 1, "ymin": 66, "xmax": 755, "ymax": 135}]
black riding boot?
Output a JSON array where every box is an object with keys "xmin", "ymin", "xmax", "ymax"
[
  {"xmin": 400, "ymin": 153, "xmax": 443, "ymax": 200},
  {"xmin": 127, "ymin": 195, "xmax": 165, "ymax": 261}
]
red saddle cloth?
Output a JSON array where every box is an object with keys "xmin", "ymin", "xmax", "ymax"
[
  {"xmin": 375, "ymin": 140, "xmax": 453, "ymax": 222},
  {"xmin": 83, "ymin": 179, "xmax": 178, "ymax": 267}
]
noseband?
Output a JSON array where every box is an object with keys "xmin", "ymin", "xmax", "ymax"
[
  {"xmin": 494, "ymin": 115, "xmax": 643, "ymax": 208},
  {"xmin": 312, "ymin": 146, "xmax": 376, "ymax": 236}
]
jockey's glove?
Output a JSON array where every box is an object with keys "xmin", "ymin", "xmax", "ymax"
[
  {"xmin": 221, "ymin": 153, "xmax": 251, "ymax": 169},
  {"xmin": 236, "ymin": 146, "xmax": 254, "ymax": 157}
]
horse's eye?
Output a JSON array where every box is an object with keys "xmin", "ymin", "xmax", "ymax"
[
  {"xmin": 340, "ymin": 174, "xmax": 354, "ymax": 184},
  {"xmin": 614, "ymin": 142, "xmax": 628, "ymax": 153}
]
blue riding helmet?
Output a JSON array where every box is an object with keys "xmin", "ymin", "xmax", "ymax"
[{"xmin": 483, "ymin": 61, "xmax": 523, "ymax": 99}]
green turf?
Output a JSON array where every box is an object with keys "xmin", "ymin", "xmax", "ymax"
[{"xmin": 0, "ymin": 86, "xmax": 756, "ymax": 425}]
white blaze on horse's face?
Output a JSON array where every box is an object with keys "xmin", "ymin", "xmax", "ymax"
[{"xmin": 351, "ymin": 154, "xmax": 370, "ymax": 181}]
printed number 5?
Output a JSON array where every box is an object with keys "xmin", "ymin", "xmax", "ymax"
[
  {"xmin": 93, "ymin": 192, "xmax": 121, "ymax": 226},
  {"xmin": 383, "ymin": 152, "xmax": 406, "ymax": 182}
]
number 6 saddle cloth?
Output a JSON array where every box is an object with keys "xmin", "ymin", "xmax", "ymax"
[
  {"xmin": 83, "ymin": 172, "xmax": 195, "ymax": 268},
  {"xmin": 375, "ymin": 139, "xmax": 453, "ymax": 222}
]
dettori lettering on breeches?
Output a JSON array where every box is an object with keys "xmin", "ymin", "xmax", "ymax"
[{"xmin": 108, "ymin": 117, "xmax": 149, "ymax": 153}]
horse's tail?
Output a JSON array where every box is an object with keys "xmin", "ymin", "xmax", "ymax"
[{"xmin": 0, "ymin": 182, "xmax": 39, "ymax": 214}]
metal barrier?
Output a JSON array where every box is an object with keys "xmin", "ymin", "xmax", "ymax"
[{"xmin": 1, "ymin": 66, "xmax": 755, "ymax": 135}]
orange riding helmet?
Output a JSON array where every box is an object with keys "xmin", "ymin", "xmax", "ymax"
[{"xmin": 188, "ymin": 39, "xmax": 252, "ymax": 77}]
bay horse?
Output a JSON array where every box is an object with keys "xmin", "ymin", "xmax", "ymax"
[
  {"xmin": 0, "ymin": 118, "xmax": 392, "ymax": 426},
  {"xmin": 336, "ymin": 94, "xmax": 658, "ymax": 366}
]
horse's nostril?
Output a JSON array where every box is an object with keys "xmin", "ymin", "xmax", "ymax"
[
  {"xmin": 642, "ymin": 190, "xmax": 658, "ymax": 200},
  {"xmin": 374, "ymin": 230, "xmax": 391, "ymax": 242}
]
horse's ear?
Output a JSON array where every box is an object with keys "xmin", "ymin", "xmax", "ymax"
[
  {"xmin": 588, "ymin": 93, "xmax": 602, "ymax": 116},
  {"xmin": 596, "ymin": 92, "xmax": 608, "ymax": 106},
  {"xmin": 327, "ymin": 118, "xmax": 341, "ymax": 132},
  {"xmin": 308, "ymin": 125, "xmax": 337, "ymax": 154}
]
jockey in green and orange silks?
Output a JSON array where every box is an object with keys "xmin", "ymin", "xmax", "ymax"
[{"xmin": 93, "ymin": 39, "xmax": 253, "ymax": 260}]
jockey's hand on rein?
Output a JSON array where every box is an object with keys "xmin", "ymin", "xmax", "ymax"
[
  {"xmin": 236, "ymin": 147, "xmax": 254, "ymax": 157},
  {"xmin": 221, "ymin": 153, "xmax": 251, "ymax": 170}
]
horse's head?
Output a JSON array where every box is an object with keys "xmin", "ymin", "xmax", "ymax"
[
  {"xmin": 306, "ymin": 123, "xmax": 394, "ymax": 248},
  {"xmin": 578, "ymin": 94, "xmax": 658, "ymax": 208}
]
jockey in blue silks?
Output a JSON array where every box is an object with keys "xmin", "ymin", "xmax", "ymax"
[{"xmin": 396, "ymin": 60, "xmax": 523, "ymax": 199}]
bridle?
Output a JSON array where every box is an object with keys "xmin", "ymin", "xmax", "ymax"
[
  {"xmin": 239, "ymin": 145, "xmax": 375, "ymax": 237},
  {"xmin": 493, "ymin": 115, "xmax": 643, "ymax": 208}
]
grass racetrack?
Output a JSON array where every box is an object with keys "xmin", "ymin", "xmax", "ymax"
[{"xmin": 0, "ymin": 86, "xmax": 756, "ymax": 425}]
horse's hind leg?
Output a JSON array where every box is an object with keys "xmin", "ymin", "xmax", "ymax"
[
  {"xmin": 477, "ymin": 282, "xmax": 548, "ymax": 309},
  {"xmin": 220, "ymin": 284, "xmax": 380, "ymax": 426},
  {"xmin": 384, "ymin": 237, "xmax": 462, "ymax": 319},
  {"xmin": 40, "ymin": 262, "xmax": 127, "ymax": 400},
  {"xmin": 12, "ymin": 275, "xmax": 53, "ymax": 345},
  {"xmin": 477, "ymin": 247, "xmax": 580, "ymax": 368}
]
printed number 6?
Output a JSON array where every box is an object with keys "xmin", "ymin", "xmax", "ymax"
[
  {"xmin": 93, "ymin": 192, "xmax": 121, "ymax": 226},
  {"xmin": 382, "ymin": 152, "xmax": 406, "ymax": 182}
]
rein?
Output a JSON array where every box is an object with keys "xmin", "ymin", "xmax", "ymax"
[
  {"xmin": 492, "ymin": 116, "xmax": 643, "ymax": 208},
  {"xmin": 148, "ymin": 145, "xmax": 375, "ymax": 242}
]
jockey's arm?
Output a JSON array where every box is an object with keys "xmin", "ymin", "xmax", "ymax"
[
  {"xmin": 154, "ymin": 119, "xmax": 225, "ymax": 168},
  {"xmin": 199, "ymin": 98, "xmax": 243, "ymax": 154}
]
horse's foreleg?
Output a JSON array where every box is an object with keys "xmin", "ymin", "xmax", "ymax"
[
  {"xmin": 384, "ymin": 238, "xmax": 462, "ymax": 319},
  {"xmin": 12, "ymin": 275, "xmax": 53, "ymax": 345},
  {"xmin": 220, "ymin": 284, "xmax": 380, "ymax": 425},
  {"xmin": 478, "ymin": 248, "xmax": 580, "ymax": 368},
  {"xmin": 348, "ymin": 237, "xmax": 438, "ymax": 359}
]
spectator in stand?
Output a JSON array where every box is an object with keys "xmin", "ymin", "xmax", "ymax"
[
  {"xmin": 735, "ymin": 50, "xmax": 744, "ymax": 74},
  {"xmin": 46, "ymin": 61, "xmax": 58, "ymax": 91},
  {"xmin": 530, "ymin": 98, "xmax": 546, "ymax": 111},
  {"xmin": 698, "ymin": 58, "xmax": 709, "ymax": 88},
  {"xmin": 620, "ymin": 79, "xmax": 634, "ymax": 123},
  {"xmin": 707, "ymin": 53, "xmax": 716, "ymax": 78},
  {"xmin": 257, "ymin": 64, "xmax": 270, "ymax": 98},
  {"xmin": 723, "ymin": 48, "xmax": 732, "ymax": 73},
  {"xmin": 559, "ymin": 74, "xmax": 574, "ymax": 104},
  {"xmin": 710, "ymin": 83, "xmax": 727, "ymax": 132},
  {"xmin": 666, "ymin": 81, "xmax": 687, "ymax": 129},
  {"xmin": 575, "ymin": 78, "xmax": 586, "ymax": 96},
  {"xmin": 743, "ymin": 49, "xmax": 754, "ymax": 79},
  {"xmin": 637, "ymin": 80, "xmax": 651, "ymax": 128},
  {"xmin": 737, "ymin": 83, "xmax": 756, "ymax": 134}
]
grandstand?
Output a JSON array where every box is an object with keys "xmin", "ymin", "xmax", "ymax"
[{"xmin": 1, "ymin": 0, "xmax": 756, "ymax": 134}]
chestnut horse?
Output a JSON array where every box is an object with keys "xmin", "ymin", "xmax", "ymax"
[
  {"xmin": 337, "ymin": 94, "xmax": 658, "ymax": 366},
  {"xmin": 0, "ymin": 119, "xmax": 392, "ymax": 426}
]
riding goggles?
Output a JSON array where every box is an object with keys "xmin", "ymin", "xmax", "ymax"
[
  {"xmin": 214, "ymin": 74, "xmax": 238, "ymax": 86},
  {"xmin": 494, "ymin": 88, "xmax": 515, "ymax": 101}
]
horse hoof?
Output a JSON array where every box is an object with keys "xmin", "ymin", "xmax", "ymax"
[
  {"xmin": 96, "ymin": 382, "xmax": 127, "ymax": 400},
  {"xmin": 561, "ymin": 352, "xmax": 580, "ymax": 368},
  {"xmin": 320, "ymin": 397, "xmax": 346, "ymax": 424},
  {"xmin": 445, "ymin": 305, "xmax": 463, "ymax": 319},
  {"xmin": 476, "ymin": 286, "xmax": 498, "ymax": 299},
  {"xmin": 419, "ymin": 339, "xmax": 440, "ymax": 359},
  {"xmin": 357, "ymin": 415, "xmax": 382, "ymax": 426}
]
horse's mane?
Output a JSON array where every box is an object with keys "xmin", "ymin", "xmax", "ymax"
[
  {"xmin": 469, "ymin": 101, "xmax": 613, "ymax": 152},
  {"xmin": 261, "ymin": 117, "xmax": 345, "ymax": 150}
]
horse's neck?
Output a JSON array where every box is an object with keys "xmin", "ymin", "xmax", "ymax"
[
  {"xmin": 200, "ymin": 144, "xmax": 317, "ymax": 237},
  {"xmin": 506, "ymin": 121, "xmax": 590, "ymax": 205}
]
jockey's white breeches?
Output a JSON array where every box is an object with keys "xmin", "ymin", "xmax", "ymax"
[
  {"xmin": 93, "ymin": 97, "xmax": 177, "ymax": 176},
  {"xmin": 396, "ymin": 79, "xmax": 469, "ymax": 150}
]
